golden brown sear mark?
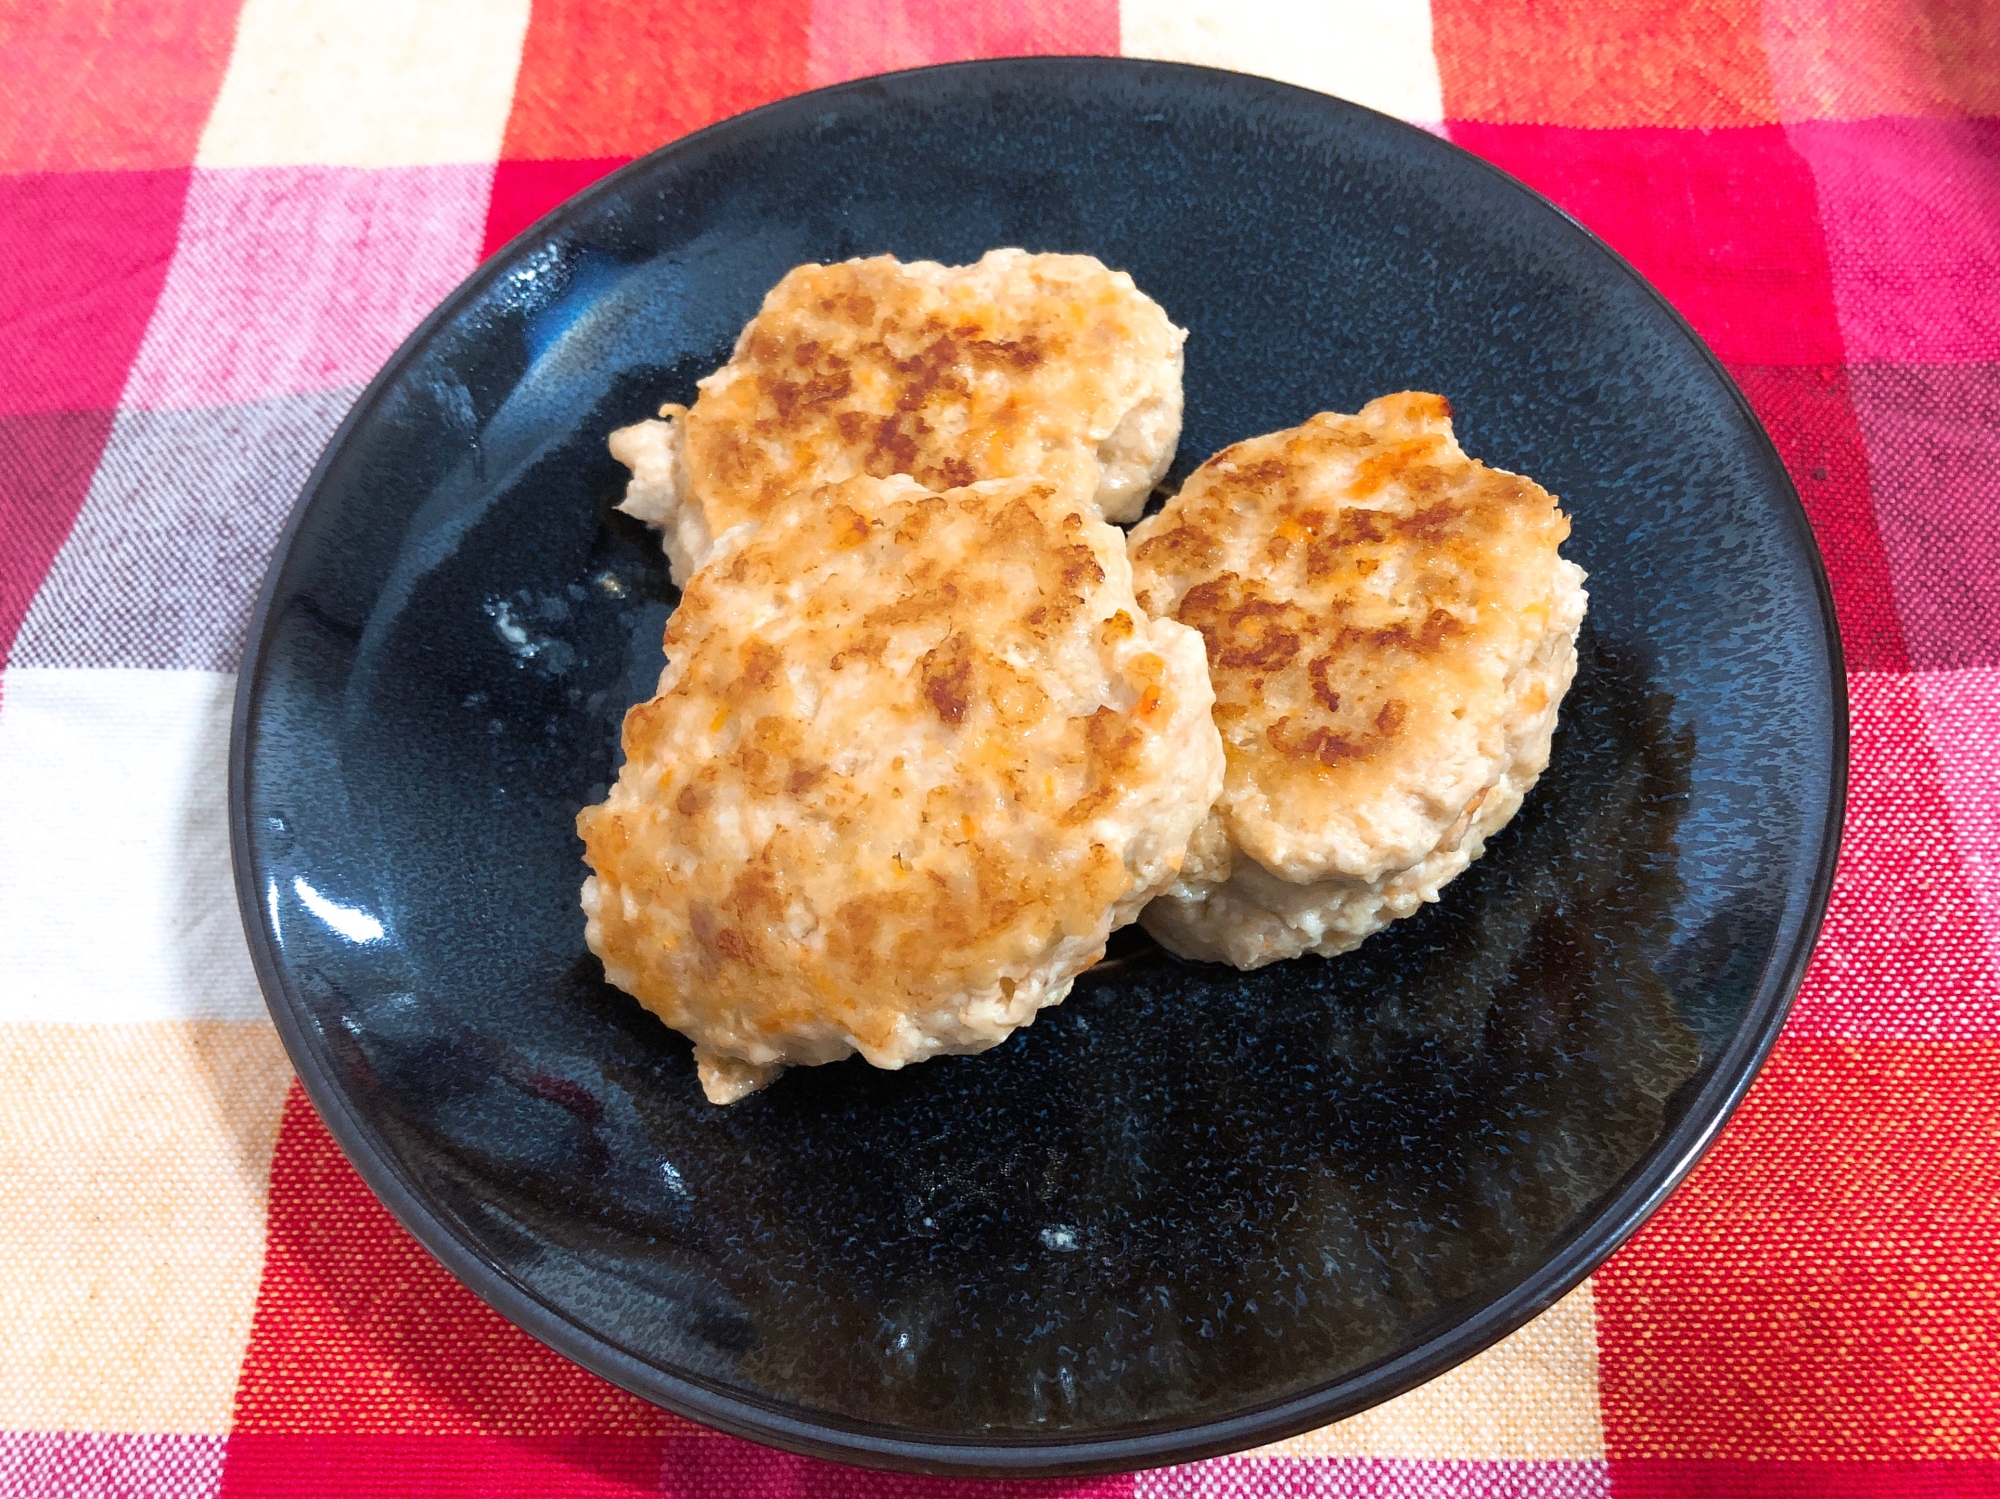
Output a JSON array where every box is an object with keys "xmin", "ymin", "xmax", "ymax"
[
  {"xmin": 577, "ymin": 457, "xmax": 1223, "ymax": 1100},
  {"xmin": 1125, "ymin": 390, "xmax": 1587, "ymax": 969},
  {"xmin": 693, "ymin": 252, "xmax": 1185, "ymax": 530}
]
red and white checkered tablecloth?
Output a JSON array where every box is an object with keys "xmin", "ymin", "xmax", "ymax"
[{"xmin": 2, "ymin": 1, "xmax": 1996, "ymax": 1495}]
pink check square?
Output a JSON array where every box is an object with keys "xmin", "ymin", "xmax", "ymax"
[
  {"xmin": 124, "ymin": 164, "xmax": 492, "ymax": 411},
  {"xmin": 1915, "ymin": 668, "xmax": 2000, "ymax": 986},
  {"xmin": 1792, "ymin": 117, "xmax": 2000, "ymax": 365},
  {"xmin": 1789, "ymin": 670, "xmax": 2000, "ymax": 1041}
]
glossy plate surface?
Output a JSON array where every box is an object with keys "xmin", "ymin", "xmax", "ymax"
[{"xmin": 231, "ymin": 58, "xmax": 1845, "ymax": 1475}]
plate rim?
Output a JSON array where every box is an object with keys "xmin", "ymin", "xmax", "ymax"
[{"xmin": 228, "ymin": 54, "xmax": 1850, "ymax": 1476}]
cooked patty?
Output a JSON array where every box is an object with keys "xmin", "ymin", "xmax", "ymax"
[
  {"xmin": 608, "ymin": 249, "xmax": 1186, "ymax": 583},
  {"xmin": 1126, "ymin": 392, "xmax": 1588, "ymax": 968},
  {"xmin": 578, "ymin": 457, "xmax": 1223, "ymax": 1102}
]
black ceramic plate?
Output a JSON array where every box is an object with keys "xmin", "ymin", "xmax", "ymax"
[{"xmin": 230, "ymin": 58, "xmax": 1845, "ymax": 1476}]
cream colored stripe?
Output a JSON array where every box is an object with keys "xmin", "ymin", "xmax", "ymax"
[
  {"xmin": 198, "ymin": 0, "xmax": 533, "ymax": 168},
  {"xmin": 0, "ymin": 669, "xmax": 265, "ymax": 1024},
  {"xmin": 1120, "ymin": 0, "xmax": 1445, "ymax": 125},
  {"xmin": 1252, "ymin": 1282, "xmax": 1606, "ymax": 1459},
  {"xmin": 0, "ymin": 1022, "xmax": 292, "ymax": 1434}
]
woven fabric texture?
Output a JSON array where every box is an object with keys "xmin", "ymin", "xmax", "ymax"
[{"xmin": 2, "ymin": 1, "xmax": 1995, "ymax": 1494}]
